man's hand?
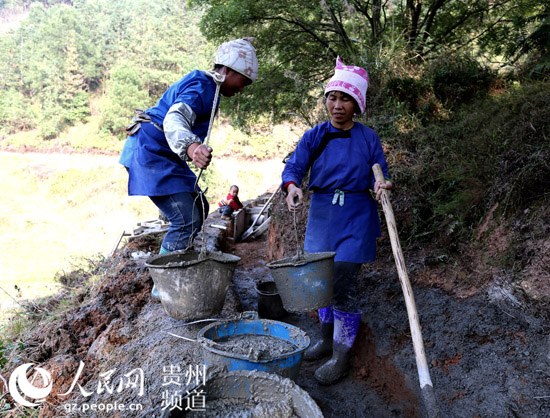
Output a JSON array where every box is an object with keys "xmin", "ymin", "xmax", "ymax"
[{"xmin": 188, "ymin": 143, "xmax": 212, "ymax": 169}]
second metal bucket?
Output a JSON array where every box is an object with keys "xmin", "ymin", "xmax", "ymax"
[
  {"xmin": 267, "ymin": 251, "xmax": 335, "ymax": 312},
  {"xmin": 145, "ymin": 250, "xmax": 240, "ymax": 320}
]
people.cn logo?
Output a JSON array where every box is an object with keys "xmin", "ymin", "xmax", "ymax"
[{"xmin": 8, "ymin": 363, "xmax": 53, "ymax": 407}]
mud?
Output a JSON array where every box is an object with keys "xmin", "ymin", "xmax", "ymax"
[
  {"xmin": 1, "ymin": 203, "xmax": 548, "ymax": 418},
  {"xmin": 230, "ymin": 227, "xmax": 550, "ymax": 417},
  {"xmin": 212, "ymin": 334, "xmax": 297, "ymax": 360}
]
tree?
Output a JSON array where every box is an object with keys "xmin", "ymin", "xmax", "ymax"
[
  {"xmin": 0, "ymin": 0, "xmax": 212, "ymax": 140},
  {"xmin": 192, "ymin": 0, "xmax": 547, "ymax": 124}
]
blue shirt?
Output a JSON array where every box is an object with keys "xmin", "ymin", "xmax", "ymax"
[
  {"xmin": 282, "ymin": 121, "xmax": 390, "ymax": 263},
  {"xmin": 119, "ymin": 70, "xmax": 219, "ymax": 196}
]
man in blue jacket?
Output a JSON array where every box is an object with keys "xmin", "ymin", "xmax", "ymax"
[{"xmin": 120, "ymin": 39, "xmax": 258, "ymax": 257}]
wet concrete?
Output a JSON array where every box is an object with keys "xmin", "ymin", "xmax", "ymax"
[
  {"xmin": 213, "ymin": 334, "xmax": 297, "ymax": 360},
  {"xmin": 180, "ymin": 370, "xmax": 323, "ymax": 418}
]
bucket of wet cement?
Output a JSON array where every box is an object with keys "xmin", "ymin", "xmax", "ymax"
[
  {"xmin": 255, "ymin": 281, "xmax": 287, "ymax": 319},
  {"xmin": 197, "ymin": 317, "xmax": 310, "ymax": 380},
  {"xmin": 266, "ymin": 251, "xmax": 335, "ymax": 312},
  {"xmin": 145, "ymin": 250, "xmax": 240, "ymax": 320},
  {"xmin": 166, "ymin": 370, "xmax": 323, "ymax": 417}
]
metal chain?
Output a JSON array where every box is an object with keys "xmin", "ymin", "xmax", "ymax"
[{"xmin": 293, "ymin": 207, "xmax": 302, "ymax": 258}]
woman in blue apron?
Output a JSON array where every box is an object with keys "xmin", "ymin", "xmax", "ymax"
[
  {"xmin": 119, "ymin": 39, "xmax": 258, "ymax": 257},
  {"xmin": 282, "ymin": 57, "xmax": 393, "ymax": 385}
]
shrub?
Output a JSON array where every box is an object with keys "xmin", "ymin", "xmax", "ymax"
[{"xmin": 428, "ymin": 53, "xmax": 495, "ymax": 107}]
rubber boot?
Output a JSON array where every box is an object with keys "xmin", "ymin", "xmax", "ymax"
[
  {"xmin": 314, "ymin": 309, "xmax": 360, "ymax": 385},
  {"xmin": 304, "ymin": 306, "xmax": 334, "ymax": 361},
  {"xmin": 151, "ymin": 246, "xmax": 171, "ymax": 299}
]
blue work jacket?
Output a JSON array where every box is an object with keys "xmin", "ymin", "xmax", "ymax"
[
  {"xmin": 282, "ymin": 121, "xmax": 390, "ymax": 263},
  {"xmin": 119, "ymin": 70, "xmax": 219, "ymax": 196}
]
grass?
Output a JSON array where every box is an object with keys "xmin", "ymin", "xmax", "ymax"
[
  {"xmin": 0, "ymin": 139, "xmax": 287, "ymax": 327},
  {"xmin": 0, "ymin": 152, "xmax": 158, "ymax": 324}
]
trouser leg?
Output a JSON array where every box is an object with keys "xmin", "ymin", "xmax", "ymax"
[
  {"xmin": 150, "ymin": 191, "xmax": 209, "ymax": 252},
  {"xmin": 332, "ymin": 261, "xmax": 361, "ymax": 312}
]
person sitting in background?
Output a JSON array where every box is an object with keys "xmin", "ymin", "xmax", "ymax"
[{"xmin": 218, "ymin": 185, "xmax": 243, "ymax": 219}]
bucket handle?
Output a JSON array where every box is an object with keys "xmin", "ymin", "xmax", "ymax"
[{"xmin": 163, "ymin": 311, "xmax": 259, "ymax": 342}]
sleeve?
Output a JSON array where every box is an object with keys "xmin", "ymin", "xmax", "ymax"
[
  {"xmin": 281, "ymin": 127, "xmax": 319, "ymax": 189},
  {"xmin": 163, "ymin": 102, "xmax": 201, "ymax": 161},
  {"xmin": 231, "ymin": 196, "xmax": 244, "ymax": 210},
  {"xmin": 162, "ymin": 77, "xmax": 217, "ymax": 161}
]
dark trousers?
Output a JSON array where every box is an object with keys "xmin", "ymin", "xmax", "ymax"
[{"xmin": 333, "ymin": 261, "xmax": 362, "ymax": 312}]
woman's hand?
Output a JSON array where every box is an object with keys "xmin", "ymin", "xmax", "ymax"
[
  {"xmin": 188, "ymin": 143, "xmax": 212, "ymax": 169},
  {"xmin": 285, "ymin": 184, "xmax": 303, "ymax": 212},
  {"xmin": 374, "ymin": 180, "xmax": 393, "ymax": 201}
]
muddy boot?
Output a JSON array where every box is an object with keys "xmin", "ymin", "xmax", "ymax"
[
  {"xmin": 304, "ymin": 306, "xmax": 334, "ymax": 360},
  {"xmin": 314, "ymin": 309, "xmax": 360, "ymax": 385},
  {"xmin": 304, "ymin": 322, "xmax": 334, "ymax": 360}
]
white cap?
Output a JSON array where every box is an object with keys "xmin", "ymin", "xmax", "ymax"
[{"xmin": 214, "ymin": 38, "xmax": 258, "ymax": 82}]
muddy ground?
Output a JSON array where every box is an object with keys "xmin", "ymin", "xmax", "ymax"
[
  {"xmin": 1, "ymin": 204, "xmax": 549, "ymax": 418},
  {"xmin": 229, "ymin": 235, "xmax": 549, "ymax": 418}
]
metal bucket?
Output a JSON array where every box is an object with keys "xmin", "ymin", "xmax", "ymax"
[
  {"xmin": 197, "ymin": 317, "xmax": 310, "ymax": 380},
  {"xmin": 162, "ymin": 370, "xmax": 323, "ymax": 417},
  {"xmin": 255, "ymin": 281, "xmax": 287, "ymax": 319},
  {"xmin": 145, "ymin": 250, "xmax": 240, "ymax": 320},
  {"xmin": 267, "ymin": 251, "xmax": 335, "ymax": 312}
]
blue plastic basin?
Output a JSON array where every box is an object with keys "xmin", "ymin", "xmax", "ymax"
[{"xmin": 197, "ymin": 318, "xmax": 310, "ymax": 380}]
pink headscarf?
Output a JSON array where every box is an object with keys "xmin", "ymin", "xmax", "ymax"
[{"xmin": 324, "ymin": 56, "xmax": 369, "ymax": 114}]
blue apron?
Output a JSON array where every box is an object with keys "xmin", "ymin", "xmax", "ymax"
[
  {"xmin": 305, "ymin": 191, "xmax": 380, "ymax": 263},
  {"xmin": 283, "ymin": 121, "xmax": 390, "ymax": 263},
  {"xmin": 119, "ymin": 70, "xmax": 219, "ymax": 196}
]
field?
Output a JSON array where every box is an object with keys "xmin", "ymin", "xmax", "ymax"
[{"xmin": 0, "ymin": 151, "xmax": 282, "ymax": 322}]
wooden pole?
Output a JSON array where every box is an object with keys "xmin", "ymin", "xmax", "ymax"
[{"xmin": 373, "ymin": 164, "xmax": 439, "ymax": 418}]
